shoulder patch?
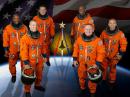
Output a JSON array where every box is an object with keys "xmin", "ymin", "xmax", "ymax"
[
  {"xmin": 89, "ymin": 19, "xmax": 94, "ymax": 24},
  {"xmin": 79, "ymin": 44, "xmax": 83, "ymax": 50},
  {"xmin": 98, "ymin": 40, "xmax": 103, "ymax": 46},
  {"xmin": 121, "ymin": 33, "xmax": 125, "ymax": 38}
]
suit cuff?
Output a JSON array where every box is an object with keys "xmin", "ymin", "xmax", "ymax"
[
  {"xmin": 23, "ymin": 60, "xmax": 29, "ymax": 65},
  {"xmin": 4, "ymin": 47, "xmax": 9, "ymax": 51},
  {"xmin": 119, "ymin": 51, "xmax": 125, "ymax": 56},
  {"xmin": 96, "ymin": 61, "xmax": 101, "ymax": 66},
  {"xmin": 42, "ymin": 54, "xmax": 47, "ymax": 58},
  {"xmin": 73, "ymin": 57, "xmax": 77, "ymax": 61}
]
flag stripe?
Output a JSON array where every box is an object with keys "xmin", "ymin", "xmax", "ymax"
[
  {"xmin": 53, "ymin": 6, "xmax": 130, "ymax": 23},
  {"xmin": 54, "ymin": 0, "xmax": 70, "ymax": 5}
]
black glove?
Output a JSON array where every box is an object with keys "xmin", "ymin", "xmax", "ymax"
[
  {"xmin": 72, "ymin": 57, "xmax": 78, "ymax": 67},
  {"xmin": 4, "ymin": 47, "xmax": 9, "ymax": 57},
  {"xmin": 119, "ymin": 51, "xmax": 125, "ymax": 56}
]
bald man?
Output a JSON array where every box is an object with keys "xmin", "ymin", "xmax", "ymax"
[
  {"xmin": 20, "ymin": 20, "xmax": 47, "ymax": 97},
  {"xmin": 73, "ymin": 24, "xmax": 105, "ymax": 97}
]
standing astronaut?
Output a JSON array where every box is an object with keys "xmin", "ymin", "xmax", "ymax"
[
  {"xmin": 33, "ymin": 5, "xmax": 55, "ymax": 66},
  {"xmin": 71, "ymin": 5, "xmax": 94, "ymax": 42},
  {"xmin": 73, "ymin": 24, "xmax": 105, "ymax": 97},
  {"xmin": 100, "ymin": 18, "xmax": 127, "ymax": 87},
  {"xmin": 20, "ymin": 20, "xmax": 47, "ymax": 97},
  {"xmin": 3, "ymin": 14, "xmax": 28, "ymax": 83}
]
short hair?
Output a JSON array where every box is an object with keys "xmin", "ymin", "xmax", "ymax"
[
  {"xmin": 12, "ymin": 13, "xmax": 20, "ymax": 18},
  {"xmin": 29, "ymin": 20, "xmax": 37, "ymax": 25},
  {"xmin": 39, "ymin": 4, "xmax": 47, "ymax": 9},
  {"xmin": 83, "ymin": 23, "xmax": 94, "ymax": 29},
  {"xmin": 108, "ymin": 18, "xmax": 117, "ymax": 23},
  {"xmin": 79, "ymin": 5, "xmax": 85, "ymax": 9}
]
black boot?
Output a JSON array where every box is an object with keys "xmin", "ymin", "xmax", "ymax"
[
  {"xmin": 11, "ymin": 76, "xmax": 16, "ymax": 83},
  {"xmin": 90, "ymin": 93, "xmax": 95, "ymax": 97},
  {"xmin": 25, "ymin": 92, "xmax": 31, "ymax": 97},
  {"xmin": 78, "ymin": 89, "xmax": 86, "ymax": 97},
  {"xmin": 35, "ymin": 86, "xmax": 45, "ymax": 92},
  {"xmin": 46, "ymin": 61, "xmax": 51, "ymax": 66},
  {"xmin": 108, "ymin": 82, "xmax": 116, "ymax": 91}
]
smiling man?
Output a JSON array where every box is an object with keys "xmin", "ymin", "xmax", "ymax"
[
  {"xmin": 100, "ymin": 18, "xmax": 127, "ymax": 88},
  {"xmin": 20, "ymin": 20, "xmax": 47, "ymax": 97},
  {"xmin": 71, "ymin": 6, "xmax": 94, "ymax": 43},
  {"xmin": 3, "ymin": 13, "xmax": 28, "ymax": 83},
  {"xmin": 73, "ymin": 24, "xmax": 105, "ymax": 97},
  {"xmin": 33, "ymin": 5, "xmax": 55, "ymax": 66}
]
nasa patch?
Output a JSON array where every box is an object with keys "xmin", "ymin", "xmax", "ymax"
[{"xmin": 79, "ymin": 44, "xmax": 83, "ymax": 50}]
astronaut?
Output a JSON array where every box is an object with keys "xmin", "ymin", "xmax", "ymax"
[
  {"xmin": 33, "ymin": 5, "xmax": 55, "ymax": 66},
  {"xmin": 73, "ymin": 24, "xmax": 105, "ymax": 97},
  {"xmin": 3, "ymin": 14, "xmax": 28, "ymax": 83},
  {"xmin": 100, "ymin": 18, "xmax": 127, "ymax": 87},
  {"xmin": 71, "ymin": 5, "xmax": 94, "ymax": 43},
  {"xmin": 20, "ymin": 20, "xmax": 47, "ymax": 97}
]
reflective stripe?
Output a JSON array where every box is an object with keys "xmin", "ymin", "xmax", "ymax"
[
  {"xmin": 80, "ymin": 54, "xmax": 83, "ymax": 57},
  {"xmin": 44, "ymin": 22, "xmax": 46, "ymax": 40},
  {"xmin": 32, "ymin": 54, "xmax": 36, "ymax": 58},
  {"xmin": 108, "ymin": 38, "xmax": 112, "ymax": 56},
  {"xmin": 36, "ymin": 45, "xmax": 39, "ymax": 64},
  {"xmin": 14, "ymin": 42, "xmax": 17, "ymax": 46},
  {"xmin": 16, "ymin": 31, "xmax": 20, "ymax": 51},
  {"xmin": 85, "ymin": 46, "xmax": 87, "ymax": 62},
  {"xmin": 77, "ymin": 23, "xmax": 80, "ymax": 39}
]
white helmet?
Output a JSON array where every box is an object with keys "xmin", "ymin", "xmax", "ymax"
[
  {"xmin": 21, "ymin": 66, "xmax": 36, "ymax": 85},
  {"xmin": 87, "ymin": 66, "xmax": 102, "ymax": 83}
]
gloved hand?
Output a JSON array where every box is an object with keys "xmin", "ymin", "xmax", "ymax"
[
  {"xmin": 96, "ymin": 61, "xmax": 101, "ymax": 67},
  {"xmin": 73, "ymin": 61, "xmax": 78, "ymax": 67},
  {"xmin": 4, "ymin": 50, "xmax": 9, "ymax": 57},
  {"xmin": 42, "ymin": 54, "xmax": 47, "ymax": 63},
  {"xmin": 72, "ymin": 57, "xmax": 78, "ymax": 67},
  {"xmin": 43, "ymin": 58, "xmax": 47, "ymax": 63},
  {"xmin": 115, "ymin": 52, "xmax": 124, "ymax": 60},
  {"xmin": 9, "ymin": 54, "xmax": 15, "ymax": 59},
  {"xmin": 4, "ymin": 47, "xmax": 9, "ymax": 57}
]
